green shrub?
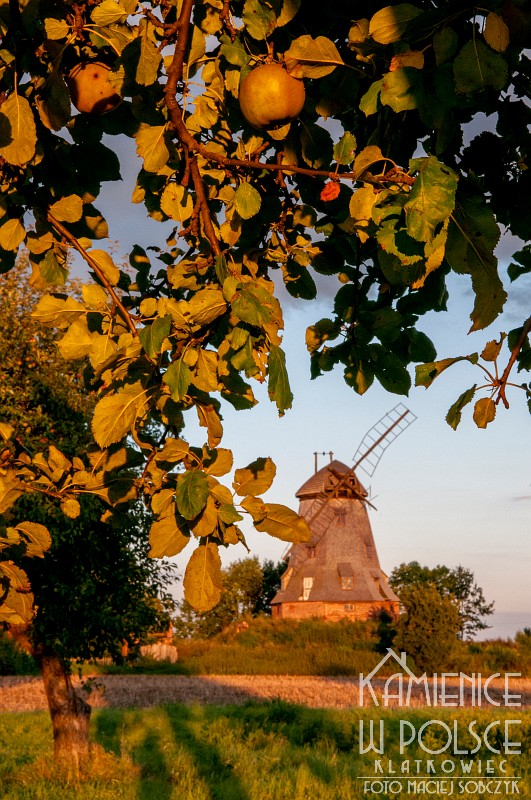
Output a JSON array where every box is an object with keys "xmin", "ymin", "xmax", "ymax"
[{"xmin": 0, "ymin": 631, "xmax": 38, "ymax": 675}]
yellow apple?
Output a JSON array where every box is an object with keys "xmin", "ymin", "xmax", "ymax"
[
  {"xmin": 67, "ymin": 62, "xmax": 121, "ymax": 115},
  {"xmin": 239, "ymin": 63, "xmax": 305, "ymax": 130}
]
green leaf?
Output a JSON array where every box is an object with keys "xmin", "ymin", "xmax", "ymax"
[
  {"xmin": 91, "ymin": 0, "xmax": 128, "ymax": 26},
  {"xmin": 92, "ymin": 385, "xmax": 148, "ymax": 447},
  {"xmin": 254, "ymin": 503, "xmax": 311, "ymax": 543},
  {"xmin": 0, "ymin": 218, "xmax": 25, "ymax": 251},
  {"xmin": 232, "ymin": 283, "xmax": 282, "ymax": 328},
  {"xmin": 14, "ymin": 521, "xmax": 51, "ymax": 558},
  {"xmin": 139, "ymin": 314, "xmax": 171, "ymax": 358},
  {"xmin": 268, "ymin": 345, "xmax": 293, "ymax": 415},
  {"xmin": 183, "ymin": 541, "xmax": 222, "ymax": 612},
  {"xmin": 90, "ymin": 249, "xmax": 120, "ymax": 286},
  {"xmin": 415, "ymin": 354, "xmax": 478, "ymax": 388},
  {"xmin": 369, "ymin": 4, "xmax": 422, "ymax": 44},
  {"xmin": 300, "ymin": 124, "xmax": 334, "ymax": 169},
  {"xmin": 381, "ymin": 68, "xmax": 421, "ymax": 112},
  {"xmin": 36, "ymin": 70, "xmax": 71, "ymax": 131},
  {"xmin": 233, "ymin": 456, "xmax": 276, "ymax": 496},
  {"xmin": 285, "ymin": 35, "xmax": 344, "ymax": 79},
  {"xmin": 508, "ymin": 245, "xmax": 531, "ymax": 282},
  {"xmin": 406, "ymin": 329, "xmax": 437, "ymax": 363},
  {"xmin": 135, "ymin": 124, "xmax": 170, "ymax": 173},
  {"xmin": 369, "ymin": 345, "xmax": 411, "ymax": 395},
  {"xmin": 333, "ymin": 132, "xmax": 357, "ymax": 165},
  {"xmin": 175, "ymin": 469, "xmax": 210, "ymax": 520},
  {"xmin": 454, "ymin": 40, "xmax": 508, "ymax": 94},
  {"xmin": 160, "ymin": 183, "xmax": 194, "ymax": 223},
  {"xmin": 359, "ymin": 79, "xmax": 383, "ymax": 116},
  {"xmin": 473, "ymin": 397, "xmax": 496, "ymax": 429},
  {"xmin": 404, "ymin": 156, "xmax": 458, "ymax": 242},
  {"xmin": 163, "ymin": 358, "xmax": 192, "ymax": 401},
  {"xmin": 0, "ymin": 93, "xmax": 37, "ymax": 166},
  {"xmin": 44, "ymin": 18, "xmax": 70, "ymax": 39},
  {"xmin": 40, "ymin": 249, "xmax": 68, "ymax": 285},
  {"xmin": 234, "ymin": 183, "xmax": 262, "ymax": 220},
  {"xmin": 50, "ymin": 194, "xmax": 83, "ymax": 223},
  {"xmin": 242, "ymin": 0, "xmax": 277, "ymax": 40},
  {"xmin": 433, "ymin": 27, "xmax": 458, "ymax": 64},
  {"xmin": 221, "ymin": 40, "xmax": 250, "ymax": 68},
  {"xmin": 445, "ymin": 386, "xmax": 476, "ymax": 431},
  {"xmin": 149, "ymin": 513, "xmax": 189, "ymax": 558},
  {"xmin": 137, "ymin": 29, "xmax": 162, "ymax": 86},
  {"xmin": 446, "ymin": 196, "xmax": 506, "ymax": 331},
  {"xmin": 353, "ymin": 145, "xmax": 387, "ymax": 178}
]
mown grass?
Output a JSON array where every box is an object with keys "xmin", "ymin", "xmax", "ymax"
[{"xmin": 0, "ymin": 705, "xmax": 529, "ymax": 799}]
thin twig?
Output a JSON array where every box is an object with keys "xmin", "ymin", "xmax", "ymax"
[
  {"xmin": 496, "ymin": 316, "xmax": 531, "ymax": 408},
  {"xmin": 47, "ymin": 212, "xmax": 139, "ymax": 338}
]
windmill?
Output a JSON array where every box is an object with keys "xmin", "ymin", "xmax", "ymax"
[{"xmin": 271, "ymin": 404, "xmax": 415, "ymax": 621}]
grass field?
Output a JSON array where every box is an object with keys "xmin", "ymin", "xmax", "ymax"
[{"xmin": 1, "ymin": 705, "xmax": 529, "ymax": 799}]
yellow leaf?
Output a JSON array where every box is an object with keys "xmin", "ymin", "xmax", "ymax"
[
  {"xmin": 233, "ymin": 456, "xmax": 276, "ymax": 496},
  {"xmin": 90, "ymin": 249, "xmax": 120, "ymax": 286},
  {"xmin": 149, "ymin": 513, "xmax": 189, "ymax": 558},
  {"xmin": 183, "ymin": 542, "xmax": 222, "ymax": 612},
  {"xmin": 484, "ymin": 12, "xmax": 510, "ymax": 52},
  {"xmin": 473, "ymin": 397, "xmax": 496, "ymax": 428}
]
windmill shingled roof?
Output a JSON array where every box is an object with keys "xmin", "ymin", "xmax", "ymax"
[{"xmin": 296, "ymin": 460, "xmax": 364, "ymax": 497}]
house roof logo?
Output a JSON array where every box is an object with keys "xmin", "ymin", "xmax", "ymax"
[
  {"xmin": 358, "ymin": 650, "xmax": 523, "ymax": 708},
  {"xmin": 359, "ymin": 649, "xmax": 422, "ymax": 707}
]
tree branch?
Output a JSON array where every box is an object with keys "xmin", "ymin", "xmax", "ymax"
[
  {"xmin": 496, "ymin": 315, "xmax": 531, "ymax": 408},
  {"xmin": 47, "ymin": 212, "xmax": 139, "ymax": 339}
]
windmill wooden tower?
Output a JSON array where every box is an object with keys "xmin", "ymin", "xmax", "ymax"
[{"xmin": 271, "ymin": 405, "xmax": 415, "ymax": 621}]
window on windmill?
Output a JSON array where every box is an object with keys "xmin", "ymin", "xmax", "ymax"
[
  {"xmin": 344, "ymin": 604, "xmax": 354, "ymax": 611},
  {"xmin": 334, "ymin": 507, "xmax": 347, "ymax": 526},
  {"xmin": 365, "ymin": 542, "xmax": 374, "ymax": 559},
  {"xmin": 306, "ymin": 545, "xmax": 316, "ymax": 558},
  {"xmin": 302, "ymin": 576, "xmax": 313, "ymax": 600},
  {"xmin": 338, "ymin": 563, "xmax": 354, "ymax": 590}
]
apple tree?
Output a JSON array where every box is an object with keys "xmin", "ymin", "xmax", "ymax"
[{"xmin": 0, "ymin": 0, "xmax": 529, "ymax": 660}]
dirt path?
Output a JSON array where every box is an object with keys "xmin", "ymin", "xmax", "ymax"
[{"xmin": 1, "ymin": 675, "xmax": 530, "ymax": 712}]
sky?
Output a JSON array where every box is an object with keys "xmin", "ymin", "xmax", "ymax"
[{"xmin": 76, "ymin": 133, "xmax": 530, "ymax": 641}]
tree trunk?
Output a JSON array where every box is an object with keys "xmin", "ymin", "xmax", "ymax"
[{"xmin": 36, "ymin": 649, "xmax": 91, "ymax": 775}]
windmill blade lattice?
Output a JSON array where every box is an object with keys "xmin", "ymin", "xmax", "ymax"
[{"xmin": 353, "ymin": 403, "xmax": 416, "ymax": 478}]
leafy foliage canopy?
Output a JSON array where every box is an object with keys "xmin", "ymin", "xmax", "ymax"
[{"xmin": 0, "ymin": 0, "xmax": 529, "ymax": 617}]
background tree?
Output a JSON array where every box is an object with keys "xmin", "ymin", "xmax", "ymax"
[
  {"xmin": 389, "ymin": 561, "xmax": 494, "ymax": 639},
  {"xmin": 0, "ymin": 262, "xmax": 175, "ymax": 770},
  {"xmin": 393, "ymin": 583, "xmax": 462, "ymax": 673},
  {"xmin": 251, "ymin": 558, "xmax": 286, "ymax": 616}
]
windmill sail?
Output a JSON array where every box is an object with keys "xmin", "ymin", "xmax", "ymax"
[{"xmin": 353, "ymin": 403, "xmax": 416, "ymax": 478}]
